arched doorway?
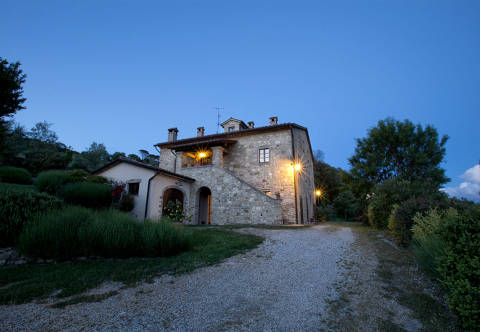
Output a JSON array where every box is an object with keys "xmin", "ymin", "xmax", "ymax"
[
  {"xmin": 197, "ymin": 187, "xmax": 212, "ymax": 224},
  {"xmin": 162, "ymin": 188, "xmax": 184, "ymax": 216}
]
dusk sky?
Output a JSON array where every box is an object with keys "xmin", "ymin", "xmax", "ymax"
[{"xmin": 2, "ymin": 1, "xmax": 479, "ymax": 201}]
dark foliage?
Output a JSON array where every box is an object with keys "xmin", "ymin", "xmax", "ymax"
[
  {"xmin": 0, "ymin": 184, "xmax": 63, "ymax": 246},
  {"xmin": 58, "ymin": 182, "xmax": 112, "ymax": 209},
  {"xmin": 0, "ymin": 166, "xmax": 32, "ymax": 184},
  {"xmin": 35, "ymin": 170, "xmax": 71, "ymax": 195},
  {"xmin": 438, "ymin": 206, "xmax": 480, "ymax": 331},
  {"xmin": 389, "ymin": 196, "xmax": 440, "ymax": 246},
  {"xmin": 0, "ymin": 57, "xmax": 26, "ymax": 119},
  {"xmin": 18, "ymin": 207, "xmax": 192, "ymax": 260},
  {"xmin": 349, "ymin": 118, "xmax": 449, "ymax": 200}
]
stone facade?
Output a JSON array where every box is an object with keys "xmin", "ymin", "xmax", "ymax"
[{"xmin": 154, "ymin": 119, "xmax": 315, "ymax": 225}]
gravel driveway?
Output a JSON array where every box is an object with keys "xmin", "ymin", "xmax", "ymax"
[{"xmin": 0, "ymin": 225, "xmax": 355, "ymax": 331}]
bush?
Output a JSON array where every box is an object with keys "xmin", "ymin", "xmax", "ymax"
[
  {"xmin": 18, "ymin": 207, "xmax": 193, "ymax": 260},
  {"xmin": 142, "ymin": 219, "xmax": 192, "ymax": 256},
  {"xmin": 0, "ymin": 185, "xmax": 63, "ymax": 246},
  {"xmin": 0, "ymin": 166, "xmax": 32, "ymax": 184},
  {"xmin": 438, "ymin": 206, "xmax": 480, "ymax": 331},
  {"xmin": 78, "ymin": 210, "xmax": 140, "ymax": 257},
  {"xmin": 388, "ymin": 196, "xmax": 438, "ymax": 246},
  {"xmin": 85, "ymin": 175, "xmax": 109, "ymax": 184},
  {"xmin": 58, "ymin": 182, "xmax": 112, "ymax": 209},
  {"xmin": 66, "ymin": 169, "xmax": 89, "ymax": 182},
  {"xmin": 333, "ymin": 190, "xmax": 359, "ymax": 220},
  {"xmin": 18, "ymin": 206, "xmax": 94, "ymax": 260},
  {"xmin": 317, "ymin": 204, "xmax": 336, "ymax": 221},
  {"xmin": 411, "ymin": 209, "xmax": 454, "ymax": 277},
  {"xmin": 367, "ymin": 178, "xmax": 418, "ymax": 229},
  {"xmin": 35, "ymin": 170, "xmax": 71, "ymax": 195}
]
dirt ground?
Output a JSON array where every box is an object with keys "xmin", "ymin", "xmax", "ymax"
[
  {"xmin": 323, "ymin": 222, "xmax": 459, "ymax": 332},
  {"xmin": 0, "ymin": 223, "xmax": 459, "ymax": 331}
]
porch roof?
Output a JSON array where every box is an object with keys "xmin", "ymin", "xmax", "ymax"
[{"xmin": 169, "ymin": 139, "xmax": 237, "ymax": 152}]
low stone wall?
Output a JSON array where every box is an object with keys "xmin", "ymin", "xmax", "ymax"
[{"xmin": 179, "ymin": 166, "xmax": 283, "ymax": 225}]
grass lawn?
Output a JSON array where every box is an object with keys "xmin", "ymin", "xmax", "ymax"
[{"xmin": 0, "ymin": 229, "xmax": 263, "ymax": 306}]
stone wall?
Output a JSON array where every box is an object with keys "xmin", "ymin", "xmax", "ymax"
[
  {"xmin": 178, "ymin": 165, "xmax": 283, "ymax": 225},
  {"xmin": 292, "ymin": 127, "xmax": 315, "ymax": 223},
  {"xmin": 222, "ymin": 129, "xmax": 297, "ymax": 223},
  {"xmin": 159, "ymin": 148, "xmax": 176, "ymax": 172}
]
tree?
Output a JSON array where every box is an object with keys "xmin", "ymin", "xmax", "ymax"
[
  {"xmin": 28, "ymin": 121, "xmax": 58, "ymax": 143},
  {"xmin": 349, "ymin": 118, "xmax": 449, "ymax": 195},
  {"xmin": 0, "ymin": 57, "xmax": 26, "ymax": 119},
  {"xmin": 127, "ymin": 153, "xmax": 141, "ymax": 162},
  {"xmin": 68, "ymin": 142, "xmax": 111, "ymax": 172},
  {"xmin": 0, "ymin": 58, "xmax": 26, "ymax": 157},
  {"xmin": 111, "ymin": 152, "xmax": 126, "ymax": 160},
  {"xmin": 333, "ymin": 190, "xmax": 359, "ymax": 220}
]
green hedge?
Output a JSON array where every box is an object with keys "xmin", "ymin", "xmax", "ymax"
[
  {"xmin": 58, "ymin": 182, "xmax": 112, "ymax": 209},
  {"xmin": 0, "ymin": 166, "xmax": 32, "ymax": 185},
  {"xmin": 18, "ymin": 207, "xmax": 192, "ymax": 260},
  {"xmin": 34, "ymin": 170, "xmax": 71, "ymax": 195},
  {"xmin": 0, "ymin": 184, "xmax": 63, "ymax": 246},
  {"xmin": 412, "ymin": 206, "xmax": 480, "ymax": 330},
  {"xmin": 438, "ymin": 207, "xmax": 480, "ymax": 331}
]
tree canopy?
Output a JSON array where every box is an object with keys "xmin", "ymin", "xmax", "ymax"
[
  {"xmin": 0, "ymin": 57, "xmax": 26, "ymax": 118},
  {"xmin": 349, "ymin": 118, "xmax": 449, "ymax": 193}
]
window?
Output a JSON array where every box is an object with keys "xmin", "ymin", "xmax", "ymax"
[
  {"xmin": 228, "ymin": 126, "xmax": 235, "ymax": 132},
  {"xmin": 128, "ymin": 182, "xmax": 140, "ymax": 195},
  {"xmin": 259, "ymin": 148, "xmax": 270, "ymax": 163}
]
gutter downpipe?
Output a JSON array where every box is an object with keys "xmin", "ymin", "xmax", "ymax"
[
  {"xmin": 144, "ymin": 172, "xmax": 158, "ymax": 220},
  {"xmin": 290, "ymin": 128, "xmax": 299, "ymax": 225}
]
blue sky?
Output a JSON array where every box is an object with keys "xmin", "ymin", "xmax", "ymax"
[{"xmin": 2, "ymin": 1, "xmax": 479, "ymax": 201}]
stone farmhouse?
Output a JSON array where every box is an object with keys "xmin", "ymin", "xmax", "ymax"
[{"xmin": 94, "ymin": 116, "xmax": 315, "ymax": 225}]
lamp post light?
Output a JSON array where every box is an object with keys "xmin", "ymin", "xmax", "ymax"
[{"xmin": 315, "ymin": 189, "xmax": 322, "ymax": 205}]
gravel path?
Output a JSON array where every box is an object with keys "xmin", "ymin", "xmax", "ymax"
[{"xmin": 0, "ymin": 225, "xmax": 355, "ymax": 331}]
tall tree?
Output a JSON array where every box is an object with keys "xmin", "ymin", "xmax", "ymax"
[
  {"xmin": 28, "ymin": 121, "xmax": 58, "ymax": 143},
  {"xmin": 0, "ymin": 58, "xmax": 26, "ymax": 157},
  {"xmin": 349, "ymin": 118, "xmax": 449, "ymax": 195},
  {"xmin": 0, "ymin": 57, "xmax": 26, "ymax": 119}
]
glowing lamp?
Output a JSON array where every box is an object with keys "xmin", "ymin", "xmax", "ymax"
[
  {"xmin": 316, "ymin": 190, "xmax": 322, "ymax": 197},
  {"xmin": 294, "ymin": 163, "xmax": 302, "ymax": 172},
  {"xmin": 198, "ymin": 152, "xmax": 207, "ymax": 159}
]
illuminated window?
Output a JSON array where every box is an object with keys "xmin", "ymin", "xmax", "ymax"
[
  {"xmin": 259, "ymin": 148, "xmax": 270, "ymax": 163},
  {"xmin": 228, "ymin": 126, "xmax": 235, "ymax": 132},
  {"xmin": 128, "ymin": 182, "xmax": 139, "ymax": 195}
]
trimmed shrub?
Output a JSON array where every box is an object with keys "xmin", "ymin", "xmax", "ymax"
[
  {"xmin": 18, "ymin": 207, "xmax": 193, "ymax": 260},
  {"xmin": 0, "ymin": 166, "xmax": 32, "ymax": 185},
  {"xmin": 438, "ymin": 206, "xmax": 480, "ymax": 331},
  {"xmin": 35, "ymin": 170, "xmax": 71, "ymax": 195},
  {"xmin": 0, "ymin": 185, "xmax": 63, "ymax": 246},
  {"xmin": 142, "ymin": 219, "xmax": 192, "ymax": 256},
  {"xmin": 58, "ymin": 182, "xmax": 112, "ymax": 209},
  {"xmin": 78, "ymin": 210, "xmax": 140, "ymax": 257},
  {"xmin": 66, "ymin": 169, "xmax": 89, "ymax": 182},
  {"xmin": 388, "ymin": 196, "xmax": 438, "ymax": 246},
  {"xmin": 85, "ymin": 175, "xmax": 110, "ymax": 184},
  {"xmin": 18, "ymin": 206, "xmax": 94, "ymax": 260}
]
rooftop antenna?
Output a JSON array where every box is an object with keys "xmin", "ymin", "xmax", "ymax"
[{"xmin": 214, "ymin": 106, "xmax": 224, "ymax": 133}]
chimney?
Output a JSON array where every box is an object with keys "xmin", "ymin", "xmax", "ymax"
[
  {"xmin": 197, "ymin": 126, "xmax": 205, "ymax": 137},
  {"xmin": 269, "ymin": 116, "xmax": 278, "ymax": 126},
  {"xmin": 168, "ymin": 127, "xmax": 178, "ymax": 142},
  {"xmin": 248, "ymin": 121, "xmax": 255, "ymax": 128}
]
